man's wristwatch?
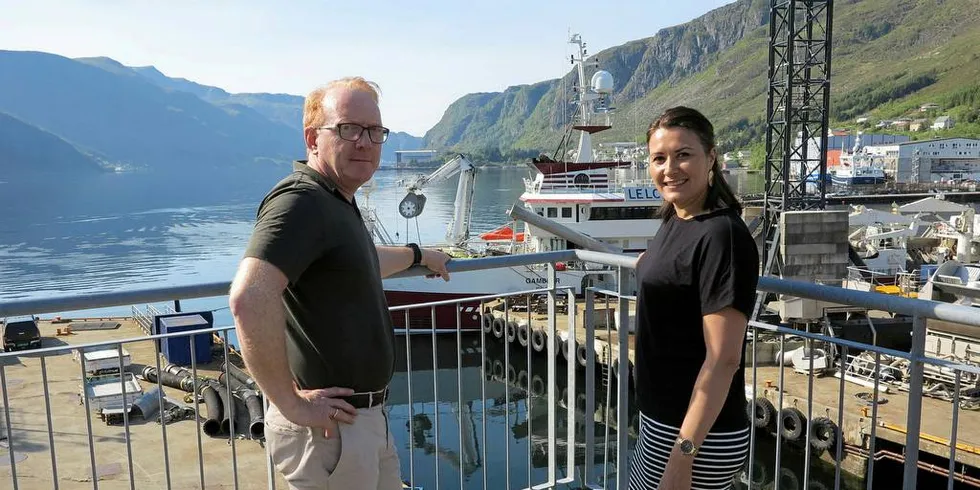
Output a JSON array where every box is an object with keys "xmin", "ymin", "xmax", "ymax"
[
  {"xmin": 676, "ymin": 437, "xmax": 699, "ymax": 456},
  {"xmin": 406, "ymin": 243, "xmax": 422, "ymax": 266}
]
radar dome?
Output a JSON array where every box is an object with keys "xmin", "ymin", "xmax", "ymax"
[{"xmin": 591, "ymin": 70, "xmax": 614, "ymax": 94}]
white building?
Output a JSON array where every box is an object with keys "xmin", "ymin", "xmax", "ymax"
[
  {"xmin": 933, "ymin": 116, "xmax": 954, "ymax": 130},
  {"xmin": 873, "ymin": 137, "xmax": 980, "ymax": 183}
]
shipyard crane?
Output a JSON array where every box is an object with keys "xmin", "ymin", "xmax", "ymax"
[{"xmin": 397, "ymin": 154, "xmax": 479, "ymax": 245}]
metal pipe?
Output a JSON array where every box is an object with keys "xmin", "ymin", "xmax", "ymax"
[
  {"xmin": 200, "ymin": 384, "xmax": 223, "ymax": 437},
  {"xmin": 904, "ymin": 315, "xmax": 927, "ymax": 489},
  {"xmin": 226, "ymin": 363, "xmax": 257, "ymax": 391},
  {"xmin": 40, "ymin": 357, "xmax": 59, "ymax": 490},
  {"xmin": 141, "ymin": 366, "xmax": 187, "ymax": 392},
  {"xmin": 10, "ymin": 249, "xmax": 980, "ymax": 332},
  {"xmin": 1, "ymin": 365, "xmax": 18, "ymax": 490},
  {"xmin": 241, "ymin": 392, "xmax": 264, "ymax": 440}
]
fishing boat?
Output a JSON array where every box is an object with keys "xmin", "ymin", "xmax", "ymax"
[{"xmin": 378, "ymin": 33, "xmax": 663, "ymax": 332}]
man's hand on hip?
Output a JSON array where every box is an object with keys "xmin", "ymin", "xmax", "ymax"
[
  {"xmin": 281, "ymin": 385, "xmax": 358, "ymax": 438},
  {"xmin": 421, "ymin": 248, "xmax": 451, "ymax": 281}
]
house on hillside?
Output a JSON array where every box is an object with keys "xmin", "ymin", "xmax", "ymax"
[
  {"xmin": 890, "ymin": 119, "xmax": 912, "ymax": 130},
  {"xmin": 910, "ymin": 119, "xmax": 929, "ymax": 132},
  {"xmin": 933, "ymin": 116, "xmax": 954, "ymax": 130},
  {"xmin": 920, "ymin": 103, "xmax": 940, "ymax": 112}
]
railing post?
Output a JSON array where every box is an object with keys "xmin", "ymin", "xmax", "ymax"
[
  {"xmin": 903, "ymin": 314, "xmax": 927, "ymax": 489},
  {"xmin": 547, "ymin": 262, "xmax": 558, "ymax": 484},
  {"xmin": 616, "ymin": 266, "xmax": 630, "ymax": 490},
  {"xmin": 583, "ymin": 288, "xmax": 596, "ymax": 486}
]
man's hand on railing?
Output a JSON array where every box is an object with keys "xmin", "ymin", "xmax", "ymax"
[
  {"xmin": 281, "ymin": 385, "xmax": 358, "ymax": 439},
  {"xmin": 421, "ymin": 248, "xmax": 451, "ymax": 281}
]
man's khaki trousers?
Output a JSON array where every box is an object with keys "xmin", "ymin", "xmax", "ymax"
[{"xmin": 265, "ymin": 402, "xmax": 402, "ymax": 490}]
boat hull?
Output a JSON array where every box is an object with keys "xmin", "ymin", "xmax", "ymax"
[{"xmin": 383, "ymin": 265, "xmax": 601, "ymax": 331}]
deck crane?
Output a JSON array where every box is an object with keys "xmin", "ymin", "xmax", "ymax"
[{"xmin": 397, "ymin": 153, "xmax": 479, "ymax": 245}]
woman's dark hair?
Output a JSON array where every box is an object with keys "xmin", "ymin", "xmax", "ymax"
[{"xmin": 645, "ymin": 106, "xmax": 742, "ymax": 220}]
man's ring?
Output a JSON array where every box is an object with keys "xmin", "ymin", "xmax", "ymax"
[{"xmin": 331, "ymin": 408, "xmax": 339, "ymax": 419}]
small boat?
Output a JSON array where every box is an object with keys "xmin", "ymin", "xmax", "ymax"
[{"xmin": 479, "ymin": 224, "xmax": 525, "ymax": 242}]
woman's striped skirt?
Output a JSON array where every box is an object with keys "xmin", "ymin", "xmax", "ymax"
[{"xmin": 628, "ymin": 412, "xmax": 750, "ymax": 490}]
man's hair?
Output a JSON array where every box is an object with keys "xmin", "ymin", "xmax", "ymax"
[{"xmin": 303, "ymin": 77, "xmax": 381, "ymax": 130}]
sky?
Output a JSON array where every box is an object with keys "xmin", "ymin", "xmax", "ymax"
[{"xmin": 0, "ymin": 0, "xmax": 737, "ymax": 136}]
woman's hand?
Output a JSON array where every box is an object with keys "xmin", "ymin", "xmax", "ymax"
[{"xmin": 658, "ymin": 446, "xmax": 694, "ymax": 490}]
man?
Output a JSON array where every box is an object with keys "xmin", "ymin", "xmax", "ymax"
[{"xmin": 229, "ymin": 76, "xmax": 451, "ymax": 490}]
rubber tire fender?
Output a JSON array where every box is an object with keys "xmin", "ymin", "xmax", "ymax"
[{"xmin": 779, "ymin": 407, "xmax": 806, "ymax": 441}]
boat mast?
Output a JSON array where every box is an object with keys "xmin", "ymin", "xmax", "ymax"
[{"xmin": 570, "ymin": 34, "xmax": 594, "ymax": 163}]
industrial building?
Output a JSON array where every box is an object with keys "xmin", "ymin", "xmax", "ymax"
[{"xmin": 863, "ymin": 137, "xmax": 980, "ymax": 183}]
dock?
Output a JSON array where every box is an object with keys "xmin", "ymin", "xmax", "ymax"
[
  {"xmin": 743, "ymin": 190, "xmax": 980, "ymax": 207},
  {"xmin": 0, "ymin": 318, "xmax": 284, "ymax": 489},
  {"xmin": 486, "ymin": 298, "xmax": 980, "ymax": 486}
]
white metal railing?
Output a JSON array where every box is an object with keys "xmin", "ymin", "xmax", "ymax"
[{"xmin": 3, "ymin": 250, "xmax": 980, "ymax": 489}]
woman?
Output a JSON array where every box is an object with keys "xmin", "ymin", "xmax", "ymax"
[{"xmin": 628, "ymin": 106, "xmax": 760, "ymax": 490}]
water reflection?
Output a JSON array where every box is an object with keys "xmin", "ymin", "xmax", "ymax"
[{"xmin": 386, "ymin": 332, "xmax": 859, "ymax": 490}]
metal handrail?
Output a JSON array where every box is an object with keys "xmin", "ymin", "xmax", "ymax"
[
  {"xmin": 5, "ymin": 249, "xmax": 980, "ymax": 329},
  {"xmin": 5, "ymin": 249, "xmax": 980, "ymax": 490}
]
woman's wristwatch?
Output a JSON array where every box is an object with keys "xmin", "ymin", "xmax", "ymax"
[{"xmin": 676, "ymin": 437, "xmax": 699, "ymax": 456}]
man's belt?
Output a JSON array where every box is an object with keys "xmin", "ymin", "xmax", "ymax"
[{"xmin": 343, "ymin": 386, "xmax": 389, "ymax": 409}]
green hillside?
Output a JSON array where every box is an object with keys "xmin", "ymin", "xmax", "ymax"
[{"xmin": 423, "ymin": 0, "xmax": 980, "ymax": 163}]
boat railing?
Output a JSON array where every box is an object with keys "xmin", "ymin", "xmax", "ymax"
[{"xmin": 2, "ymin": 249, "xmax": 980, "ymax": 488}]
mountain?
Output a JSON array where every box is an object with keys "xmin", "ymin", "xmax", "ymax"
[
  {"xmin": 0, "ymin": 50, "xmax": 301, "ymax": 174},
  {"xmin": 424, "ymin": 0, "xmax": 980, "ymax": 162},
  {"xmin": 0, "ymin": 111, "xmax": 104, "ymax": 178},
  {"xmin": 120, "ymin": 63, "xmax": 425, "ymax": 162}
]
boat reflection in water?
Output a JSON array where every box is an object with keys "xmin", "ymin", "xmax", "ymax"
[{"xmin": 383, "ymin": 333, "xmax": 850, "ymax": 489}]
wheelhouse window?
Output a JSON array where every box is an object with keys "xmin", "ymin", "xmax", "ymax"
[
  {"xmin": 547, "ymin": 208, "xmax": 558, "ymax": 218},
  {"xmin": 589, "ymin": 206, "xmax": 658, "ymax": 220},
  {"xmin": 561, "ymin": 207, "xmax": 573, "ymax": 218}
]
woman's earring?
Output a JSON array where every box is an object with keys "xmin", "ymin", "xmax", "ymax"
[{"xmin": 708, "ymin": 169, "xmax": 715, "ymax": 187}]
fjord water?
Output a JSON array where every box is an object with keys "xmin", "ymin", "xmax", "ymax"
[{"xmin": 1, "ymin": 167, "xmax": 886, "ymax": 488}]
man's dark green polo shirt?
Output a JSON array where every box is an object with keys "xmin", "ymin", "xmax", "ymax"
[{"xmin": 244, "ymin": 160, "xmax": 394, "ymax": 392}]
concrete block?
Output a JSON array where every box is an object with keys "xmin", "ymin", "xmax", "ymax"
[
  {"xmin": 786, "ymin": 240, "xmax": 837, "ymax": 255},
  {"xmin": 821, "ymin": 211, "xmax": 849, "ymax": 223}
]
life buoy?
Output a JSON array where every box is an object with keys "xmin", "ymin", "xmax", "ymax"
[
  {"xmin": 492, "ymin": 317, "xmax": 505, "ymax": 338},
  {"xmin": 517, "ymin": 323, "xmax": 529, "ymax": 347},
  {"xmin": 482, "ymin": 314, "xmax": 493, "ymax": 333},
  {"xmin": 506, "ymin": 321, "xmax": 517, "ymax": 343},
  {"xmin": 809, "ymin": 416, "xmax": 837, "ymax": 452},
  {"xmin": 748, "ymin": 397, "xmax": 776, "ymax": 429},
  {"xmin": 530, "ymin": 329, "xmax": 546, "ymax": 352},
  {"xmin": 779, "ymin": 407, "xmax": 806, "ymax": 441}
]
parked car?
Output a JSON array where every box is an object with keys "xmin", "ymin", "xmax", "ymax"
[{"xmin": 2, "ymin": 316, "xmax": 42, "ymax": 351}]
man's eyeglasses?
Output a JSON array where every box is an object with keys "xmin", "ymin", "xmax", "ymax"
[{"xmin": 317, "ymin": 123, "xmax": 390, "ymax": 144}]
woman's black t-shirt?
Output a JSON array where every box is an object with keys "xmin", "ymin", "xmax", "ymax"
[{"xmin": 634, "ymin": 207, "xmax": 760, "ymax": 431}]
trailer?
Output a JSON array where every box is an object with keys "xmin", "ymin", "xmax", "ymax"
[
  {"xmin": 81, "ymin": 372, "xmax": 143, "ymax": 412},
  {"xmin": 73, "ymin": 347, "xmax": 132, "ymax": 375}
]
